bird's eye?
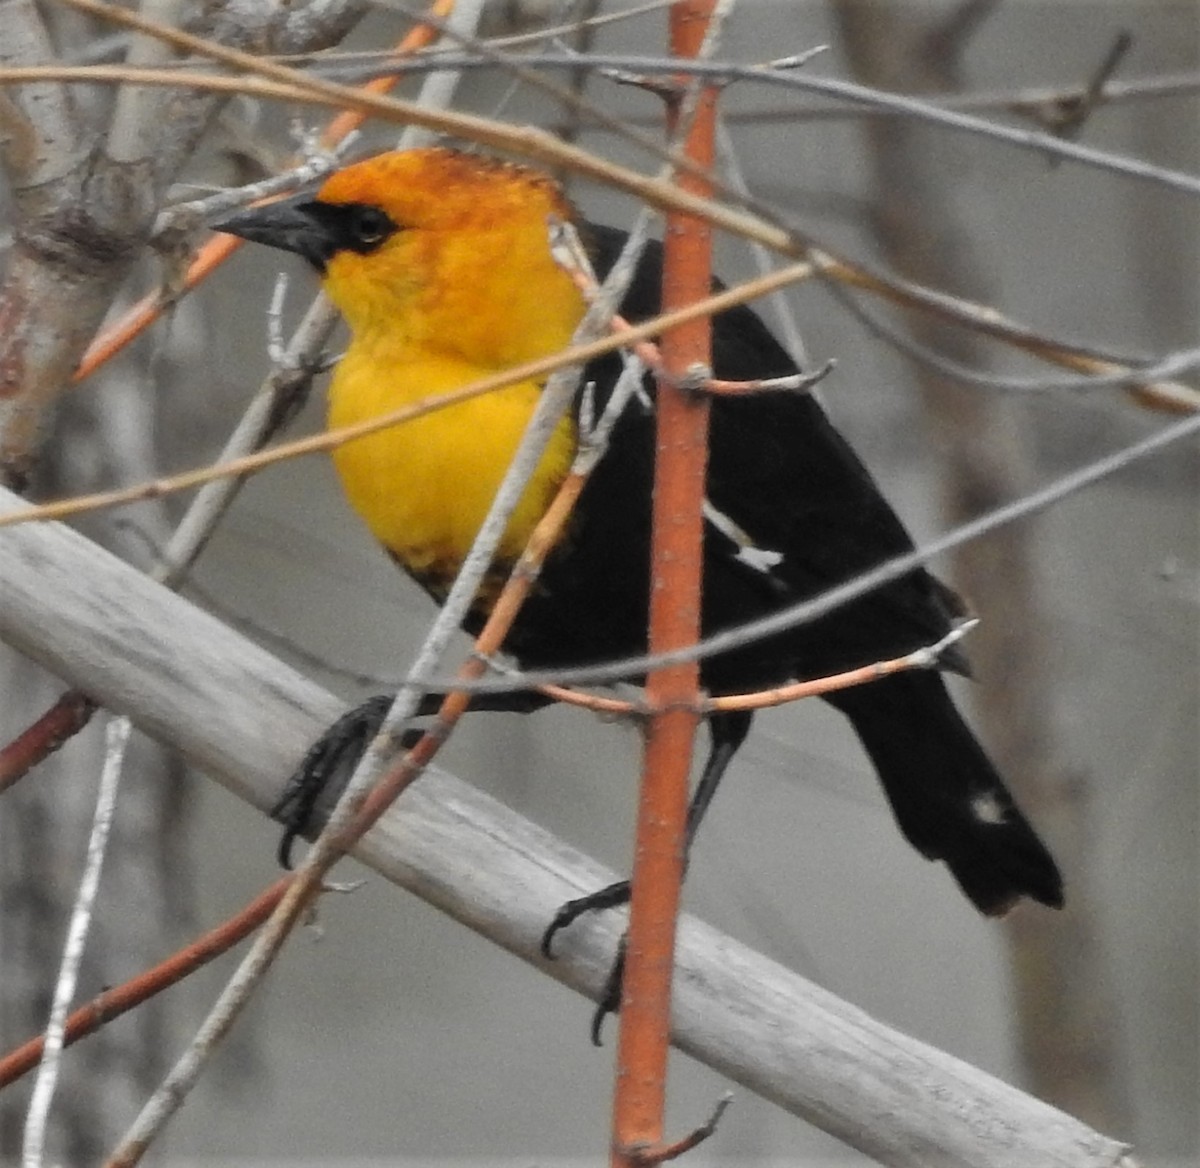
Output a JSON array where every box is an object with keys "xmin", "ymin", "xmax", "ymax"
[{"xmin": 352, "ymin": 207, "xmax": 394, "ymax": 246}]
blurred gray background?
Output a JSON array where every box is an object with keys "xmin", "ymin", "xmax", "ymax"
[{"xmin": 1, "ymin": 1, "xmax": 1196, "ymax": 1164}]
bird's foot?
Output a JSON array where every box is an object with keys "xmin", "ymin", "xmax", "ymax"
[
  {"xmin": 272, "ymin": 695, "xmax": 401, "ymax": 868},
  {"xmin": 541, "ymin": 880, "xmax": 633, "ymax": 1045},
  {"xmin": 540, "ymin": 879, "xmax": 631, "ymax": 958}
]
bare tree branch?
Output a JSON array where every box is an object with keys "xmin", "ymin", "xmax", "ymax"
[{"xmin": 0, "ymin": 495, "xmax": 1138, "ymax": 1168}]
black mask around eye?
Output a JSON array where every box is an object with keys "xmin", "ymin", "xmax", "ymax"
[{"xmin": 214, "ymin": 197, "xmax": 399, "ymax": 271}]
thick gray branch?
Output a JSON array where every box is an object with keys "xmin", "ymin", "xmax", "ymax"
[
  {"xmin": 0, "ymin": 0, "xmax": 85, "ymax": 196},
  {"xmin": 0, "ymin": 488, "xmax": 1135, "ymax": 1168}
]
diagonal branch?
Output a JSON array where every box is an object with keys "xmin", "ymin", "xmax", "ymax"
[
  {"xmin": 3, "ymin": 57, "xmax": 1192, "ymax": 415},
  {"xmin": 0, "ymin": 485, "xmax": 1136, "ymax": 1168}
]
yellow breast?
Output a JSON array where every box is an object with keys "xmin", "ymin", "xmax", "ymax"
[{"xmin": 328, "ymin": 344, "xmax": 577, "ymax": 597}]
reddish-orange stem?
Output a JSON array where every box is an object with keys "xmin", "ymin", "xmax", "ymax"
[
  {"xmin": 536, "ymin": 643, "xmax": 948, "ymax": 718},
  {"xmin": 611, "ymin": 4, "xmax": 716, "ymax": 1163},
  {"xmin": 0, "ymin": 692, "xmax": 96, "ymax": 794},
  {"xmin": 0, "ymin": 876, "xmax": 289, "ymax": 1087},
  {"xmin": 75, "ymin": 237, "xmax": 241, "ymax": 381}
]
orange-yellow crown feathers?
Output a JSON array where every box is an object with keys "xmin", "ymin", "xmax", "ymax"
[
  {"xmin": 316, "ymin": 147, "xmax": 574, "ymax": 232},
  {"xmin": 313, "ymin": 147, "xmax": 586, "ymax": 368}
]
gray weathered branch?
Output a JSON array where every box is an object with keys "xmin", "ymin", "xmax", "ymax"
[{"xmin": 0, "ymin": 487, "xmax": 1135, "ymax": 1168}]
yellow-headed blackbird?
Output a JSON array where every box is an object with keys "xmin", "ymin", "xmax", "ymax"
[{"xmin": 217, "ymin": 148, "xmax": 1062, "ymax": 945}]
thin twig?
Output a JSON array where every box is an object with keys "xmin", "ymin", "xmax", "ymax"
[
  {"xmin": 826, "ymin": 277, "xmax": 1200, "ymax": 395},
  {"xmin": 552, "ymin": 220, "xmax": 828, "ymax": 398},
  {"xmin": 22, "ymin": 715, "xmax": 130, "ymax": 1168},
  {"xmin": 715, "ymin": 116, "xmax": 810, "ymax": 367},
  {"xmin": 116, "ymin": 43, "xmax": 1200, "ymax": 200},
  {"xmin": 534, "ymin": 619, "xmax": 978, "ymax": 717},
  {"xmin": 385, "ymin": 0, "xmax": 488, "ymax": 149},
  {"xmin": 8, "ymin": 50, "xmax": 1200, "ymax": 204},
  {"xmin": 274, "ymin": 49, "xmax": 1200, "ymax": 119},
  {"xmin": 1041, "ymin": 30, "xmax": 1134, "ymax": 142},
  {"xmin": 152, "ymin": 149, "xmax": 345, "ymax": 238},
  {"xmin": 0, "ymin": 877, "xmax": 290, "ymax": 1089},
  {"xmin": 621, "ymin": 1092, "xmax": 733, "ymax": 1164},
  {"xmin": 0, "ymin": 693, "xmax": 96, "ymax": 792}
]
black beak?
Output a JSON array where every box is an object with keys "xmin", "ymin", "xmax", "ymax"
[{"xmin": 213, "ymin": 194, "xmax": 336, "ymax": 271}]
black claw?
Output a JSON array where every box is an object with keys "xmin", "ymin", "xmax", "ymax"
[
  {"xmin": 590, "ymin": 935, "xmax": 626, "ymax": 1046},
  {"xmin": 539, "ymin": 881, "xmax": 632, "ymax": 1044},
  {"xmin": 589, "ymin": 1002, "xmax": 608, "ymax": 1046},
  {"xmin": 277, "ymin": 826, "xmax": 300, "ymax": 871},
  {"xmin": 541, "ymin": 896, "xmax": 590, "ymax": 958},
  {"xmin": 540, "ymin": 879, "xmax": 632, "ymax": 958},
  {"xmin": 549, "ymin": 720, "xmax": 746, "ymax": 1040}
]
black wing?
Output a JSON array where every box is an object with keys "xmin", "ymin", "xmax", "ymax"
[{"xmin": 506, "ymin": 225, "xmax": 967, "ymax": 692}]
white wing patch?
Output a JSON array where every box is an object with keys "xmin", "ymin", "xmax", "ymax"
[
  {"xmin": 703, "ymin": 499, "xmax": 785, "ymax": 576},
  {"xmin": 970, "ymin": 791, "xmax": 1008, "ymax": 826}
]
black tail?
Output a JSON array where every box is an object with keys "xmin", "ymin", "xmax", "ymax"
[{"xmin": 826, "ymin": 671, "xmax": 1064, "ymax": 915}]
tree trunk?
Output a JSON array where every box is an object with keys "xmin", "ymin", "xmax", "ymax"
[{"xmin": 833, "ymin": 0, "xmax": 1131, "ymax": 1134}]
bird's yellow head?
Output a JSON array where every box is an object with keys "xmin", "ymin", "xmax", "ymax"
[{"xmin": 216, "ymin": 147, "xmax": 586, "ymax": 367}]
